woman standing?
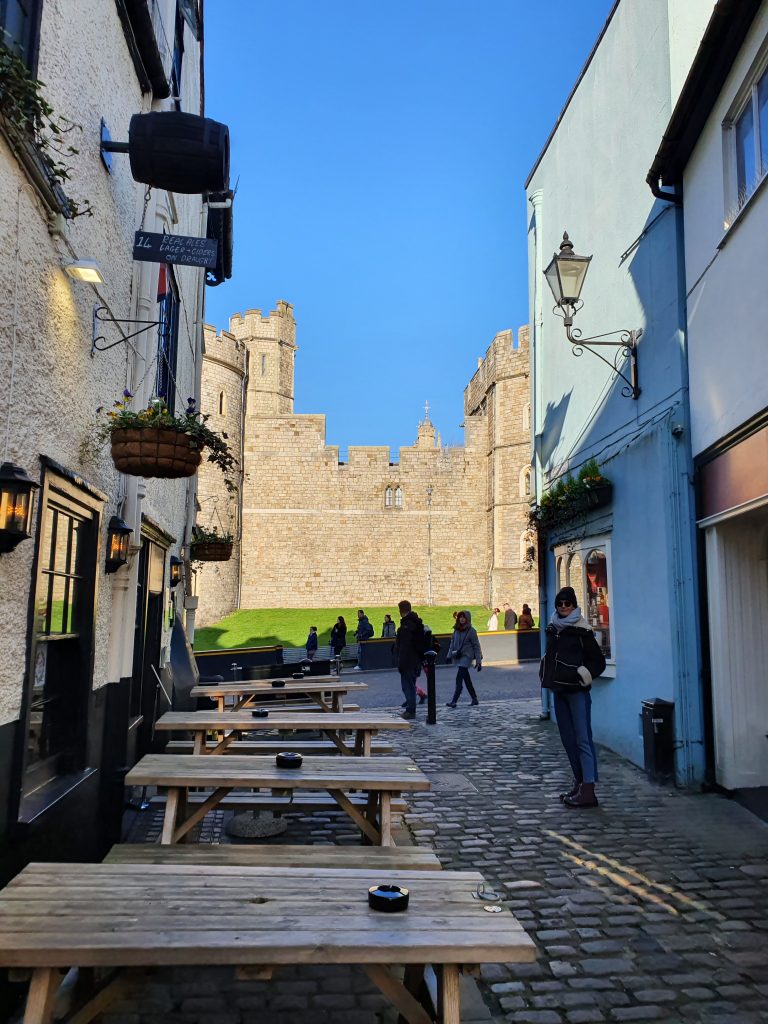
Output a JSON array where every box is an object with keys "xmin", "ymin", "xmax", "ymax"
[
  {"xmin": 381, "ymin": 614, "xmax": 396, "ymax": 638},
  {"xmin": 539, "ymin": 587, "xmax": 606, "ymax": 807},
  {"xmin": 518, "ymin": 604, "xmax": 535, "ymax": 630},
  {"xmin": 330, "ymin": 616, "xmax": 347, "ymax": 659},
  {"xmin": 487, "ymin": 608, "xmax": 500, "ymax": 631},
  {"xmin": 445, "ymin": 611, "xmax": 483, "ymax": 707}
]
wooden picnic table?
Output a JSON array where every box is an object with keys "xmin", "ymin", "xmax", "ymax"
[
  {"xmin": 190, "ymin": 678, "xmax": 367, "ymax": 712},
  {"xmin": 1, "ymin": 862, "xmax": 536, "ymax": 1024},
  {"xmin": 125, "ymin": 754, "xmax": 430, "ymax": 846},
  {"xmin": 155, "ymin": 710, "xmax": 411, "ymax": 756}
]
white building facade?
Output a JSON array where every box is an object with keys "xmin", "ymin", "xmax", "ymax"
[{"xmin": 649, "ymin": 0, "xmax": 768, "ymax": 805}]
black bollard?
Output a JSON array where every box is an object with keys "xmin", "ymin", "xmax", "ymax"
[{"xmin": 423, "ymin": 650, "xmax": 437, "ymax": 725}]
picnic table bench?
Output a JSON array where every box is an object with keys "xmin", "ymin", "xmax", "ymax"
[
  {"xmin": 125, "ymin": 754, "xmax": 430, "ymax": 846},
  {"xmin": 1, "ymin": 862, "xmax": 535, "ymax": 1024},
  {"xmin": 190, "ymin": 678, "xmax": 366, "ymax": 712},
  {"xmin": 105, "ymin": 843, "xmax": 443, "ymax": 869},
  {"xmin": 155, "ymin": 710, "xmax": 410, "ymax": 756}
]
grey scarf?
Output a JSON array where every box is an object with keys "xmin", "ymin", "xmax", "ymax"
[{"xmin": 549, "ymin": 606, "xmax": 582, "ymax": 632}]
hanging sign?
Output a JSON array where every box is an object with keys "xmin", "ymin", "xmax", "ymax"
[{"xmin": 133, "ymin": 231, "xmax": 218, "ymax": 269}]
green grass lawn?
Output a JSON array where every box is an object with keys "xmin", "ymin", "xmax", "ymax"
[{"xmin": 193, "ymin": 605, "xmax": 495, "ymax": 651}]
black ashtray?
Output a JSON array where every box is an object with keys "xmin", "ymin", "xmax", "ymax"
[
  {"xmin": 291, "ymin": 672, "xmax": 304, "ymax": 679},
  {"xmin": 276, "ymin": 752, "xmax": 303, "ymax": 769},
  {"xmin": 251, "ymin": 709, "xmax": 269, "ymax": 718},
  {"xmin": 271, "ymin": 680, "xmax": 286, "ymax": 688},
  {"xmin": 368, "ymin": 884, "xmax": 409, "ymax": 913}
]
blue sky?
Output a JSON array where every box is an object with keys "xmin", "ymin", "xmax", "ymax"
[{"xmin": 204, "ymin": 1, "xmax": 614, "ymax": 451}]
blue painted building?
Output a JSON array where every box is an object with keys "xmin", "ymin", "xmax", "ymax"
[{"xmin": 524, "ymin": 0, "xmax": 714, "ymax": 784}]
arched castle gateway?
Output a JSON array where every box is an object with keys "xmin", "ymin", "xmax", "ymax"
[{"xmin": 196, "ymin": 301, "xmax": 535, "ymax": 624}]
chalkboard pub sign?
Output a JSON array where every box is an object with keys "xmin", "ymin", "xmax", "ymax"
[{"xmin": 133, "ymin": 231, "xmax": 218, "ymax": 269}]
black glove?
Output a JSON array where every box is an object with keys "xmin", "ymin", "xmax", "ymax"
[{"xmin": 476, "ymin": 661, "xmax": 482, "ymax": 672}]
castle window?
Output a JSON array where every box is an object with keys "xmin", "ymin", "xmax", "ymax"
[
  {"xmin": 523, "ymin": 403, "xmax": 531, "ymax": 432},
  {"xmin": 520, "ymin": 530, "xmax": 536, "ymax": 565},
  {"xmin": 519, "ymin": 466, "xmax": 532, "ymax": 497},
  {"xmin": 218, "ymin": 391, "xmax": 227, "ymax": 416},
  {"xmin": 260, "ymin": 354, "xmax": 267, "ymax": 376},
  {"xmin": 385, "ymin": 487, "xmax": 393, "ymax": 507},
  {"xmin": 395, "ymin": 487, "xmax": 403, "ymax": 507}
]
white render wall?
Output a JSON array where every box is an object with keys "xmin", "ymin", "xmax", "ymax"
[
  {"xmin": 0, "ymin": 0, "xmax": 205, "ymax": 724},
  {"xmin": 682, "ymin": 3, "xmax": 768, "ymax": 457}
]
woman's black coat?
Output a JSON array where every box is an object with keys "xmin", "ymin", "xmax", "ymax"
[
  {"xmin": 539, "ymin": 618, "xmax": 606, "ymax": 693},
  {"xmin": 330, "ymin": 624, "xmax": 347, "ymax": 654}
]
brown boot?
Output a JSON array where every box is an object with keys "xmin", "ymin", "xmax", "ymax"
[
  {"xmin": 564, "ymin": 782, "xmax": 598, "ymax": 808},
  {"xmin": 559, "ymin": 780, "xmax": 580, "ymax": 803}
]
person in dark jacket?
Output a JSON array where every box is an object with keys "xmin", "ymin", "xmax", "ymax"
[
  {"xmin": 330, "ymin": 616, "xmax": 347, "ymax": 671},
  {"xmin": 353, "ymin": 609, "xmax": 374, "ymax": 669},
  {"xmin": 395, "ymin": 599, "xmax": 425, "ymax": 719},
  {"xmin": 381, "ymin": 614, "xmax": 396, "ymax": 638},
  {"xmin": 305, "ymin": 625, "xmax": 318, "ymax": 661},
  {"xmin": 445, "ymin": 610, "xmax": 483, "ymax": 707},
  {"xmin": 539, "ymin": 586, "xmax": 606, "ymax": 807}
]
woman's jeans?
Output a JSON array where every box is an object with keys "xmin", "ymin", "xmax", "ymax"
[
  {"xmin": 450, "ymin": 667, "xmax": 478, "ymax": 703},
  {"xmin": 553, "ymin": 690, "xmax": 598, "ymax": 784}
]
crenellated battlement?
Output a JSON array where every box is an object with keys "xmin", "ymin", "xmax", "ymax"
[
  {"xmin": 464, "ymin": 325, "xmax": 529, "ymax": 417},
  {"xmin": 203, "ymin": 324, "xmax": 247, "ymax": 376},
  {"xmin": 229, "ymin": 300, "xmax": 296, "ymax": 347}
]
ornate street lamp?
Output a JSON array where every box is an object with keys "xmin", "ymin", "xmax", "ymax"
[
  {"xmin": 105, "ymin": 515, "xmax": 132, "ymax": 574},
  {"xmin": 0, "ymin": 463, "xmax": 39, "ymax": 554},
  {"xmin": 544, "ymin": 232, "xmax": 642, "ymax": 400},
  {"xmin": 169, "ymin": 555, "xmax": 183, "ymax": 587}
]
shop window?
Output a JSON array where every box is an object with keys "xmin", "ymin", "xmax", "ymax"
[
  {"xmin": 23, "ymin": 470, "xmax": 101, "ymax": 800},
  {"xmin": 395, "ymin": 487, "xmax": 403, "ymax": 507},
  {"xmin": 555, "ymin": 537, "xmax": 614, "ymax": 661},
  {"xmin": 384, "ymin": 487, "xmax": 393, "ymax": 508}
]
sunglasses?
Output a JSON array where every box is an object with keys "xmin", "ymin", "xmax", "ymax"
[{"xmin": 555, "ymin": 600, "xmax": 573, "ymax": 608}]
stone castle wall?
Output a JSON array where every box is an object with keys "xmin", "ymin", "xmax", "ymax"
[{"xmin": 197, "ymin": 304, "xmax": 535, "ymax": 621}]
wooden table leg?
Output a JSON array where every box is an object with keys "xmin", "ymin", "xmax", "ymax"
[
  {"xmin": 192, "ymin": 731, "xmax": 204, "ymax": 755},
  {"xmin": 362, "ymin": 730, "xmax": 372, "ymax": 757},
  {"xmin": 437, "ymin": 965, "xmax": 461, "ymax": 1024},
  {"xmin": 216, "ymin": 697, "xmax": 225, "ymax": 712},
  {"xmin": 400, "ymin": 964, "xmax": 429, "ymax": 1024},
  {"xmin": 23, "ymin": 967, "xmax": 60, "ymax": 1024},
  {"xmin": 160, "ymin": 787, "xmax": 180, "ymax": 845},
  {"xmin": 379, "ymin": 791, "xmax": 392, "ymax": 846}
]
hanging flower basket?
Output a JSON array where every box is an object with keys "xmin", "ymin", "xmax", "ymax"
[
  {"xmin": 110, "ymin": 427, "xmax": 202, "ymax": 479},
  {"xmin": 94, "ymin": 393, "xmax": 237, "ymax": 490},
  {"xmin": 584, "ymin": 481, "xmax": 613, "ymax": 509},
  {"xmin": 190, "ymin": 539, "xmax": 233, "ymax": 562}
]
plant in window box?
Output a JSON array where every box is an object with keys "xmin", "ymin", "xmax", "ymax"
[
  {"xmin": 529, "ymin": 460, "xmax": 612, "ymax": 532},
  {"xmin": 96, "ymin": 393, "xmax": 237, "ymax": 491},
  {"xmin": 190, "ymin": 525, "xmax": 234, "ymax": 562}
]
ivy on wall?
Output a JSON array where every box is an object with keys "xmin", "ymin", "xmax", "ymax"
[{"xmin": 0, "ymin": 43, "xmax": 92, "ymax": 218}]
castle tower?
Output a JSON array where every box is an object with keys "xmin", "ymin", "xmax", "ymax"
[
  {"xmin": 229, "ymin": 300, "xmax": 297, "ymax": 417},
  {"xmin": 415, "ymin": 401, "xmax": 437, "ymax": 449}
]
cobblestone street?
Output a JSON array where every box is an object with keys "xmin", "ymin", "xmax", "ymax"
[{"xmin": 109, "ymin": 682, "xmax": 768, "ymax": 1024}]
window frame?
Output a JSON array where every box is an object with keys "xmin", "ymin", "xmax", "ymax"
[
  {"xmin": 155, "ymin": 265, "xmax": 180, "ymax": 412},
  {"xmin": 1, "ymin": 0, "xmax": 44, "ymax": 72},
  {"xmin": 394, "ymin": 486, "xmax": 403, "ymax": 508},
  {"xmin": 553, "ymin": 534, "xmax": 615, "ymax": 665},
  {"xmin": 384, "ymin": 487, "xmax": 393, "ymax": 508},
  {"xmin": 724, "ymin": 50, "xmax": 768, "ymax": 226},
  {"xmin": 20, "ymin": 466, "xmax": 103, "ymax": 803}
]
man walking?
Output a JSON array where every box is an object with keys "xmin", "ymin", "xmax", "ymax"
[
  {"xmin": 503, "ymin": 603, "xmax": 518, "ymax": 630},
  {"xmin": 396, "ymin": 599, "xmax": 425, "ymax": 720}
]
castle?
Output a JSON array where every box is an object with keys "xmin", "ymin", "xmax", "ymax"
[{"xmin": 195, "ymin": 302, "xmax": 535, "ymax": 624}]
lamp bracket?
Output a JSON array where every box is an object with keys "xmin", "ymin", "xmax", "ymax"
[
  {"xmin": 91, "ymin": 305, "xmax": 161, "ymax": 356},
  {"xmin": 553, "ymin": 306, "xmax": 643, "ymax": 400}
]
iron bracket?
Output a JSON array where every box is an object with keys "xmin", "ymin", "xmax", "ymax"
[{"xmin": 91, "ymin": 305, "xmax": 161, "ymax": 356}]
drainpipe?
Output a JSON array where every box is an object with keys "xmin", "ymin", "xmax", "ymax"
[
  {"xmin": 646, "ymin": 173, "xmax": 682, "ymax": 206},
  {"xmin": 528, "ymin": 189, "xmax": 548, "ymax": 637}
]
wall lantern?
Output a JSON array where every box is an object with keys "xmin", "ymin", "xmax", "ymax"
[
  {"xmin": 169, "ymin": 555, "xmax": 183, "ymax": 587},
  {"xmin": 0, "ymin": 463, "xmax": 39, "ymax": 554},
  {"xmin": 105, "ymin": 515, "xmax": 132, "ymax": 574},
  {"xmin": 545, "ymin": 232, "xmax": 642, "ymax": 400},
  {"xmin": 64, "ymin": 259, "xmax": 107, "ymax": 285}
]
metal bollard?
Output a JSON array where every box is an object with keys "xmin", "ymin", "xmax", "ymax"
[{"xmin": 423, "ymin": 650, "xmax": 437, "ymax": 725}]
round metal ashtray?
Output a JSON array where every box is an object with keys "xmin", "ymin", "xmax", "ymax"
[
  {"xmin": 271, "ymin": 680, "xmax": 286, "ymax": 688},
  {"xmin": 251, "ymin": 709, "xmax": 269, "ymax": 718},
  {"xmin": 291, "ymin": 672, "xmax": 304, "ymax": 679},
  {"xmin": 368, "ymin": 884, "xmax": 410, "ymax": 913},
  {"xmin": 275, "ymin": 752, "xmax": 303, "ymax": 769}
]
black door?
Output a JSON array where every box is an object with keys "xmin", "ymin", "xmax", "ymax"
[{"xmin": 130, "ymin": 539, "xmax": 169, "ymax": 759}]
